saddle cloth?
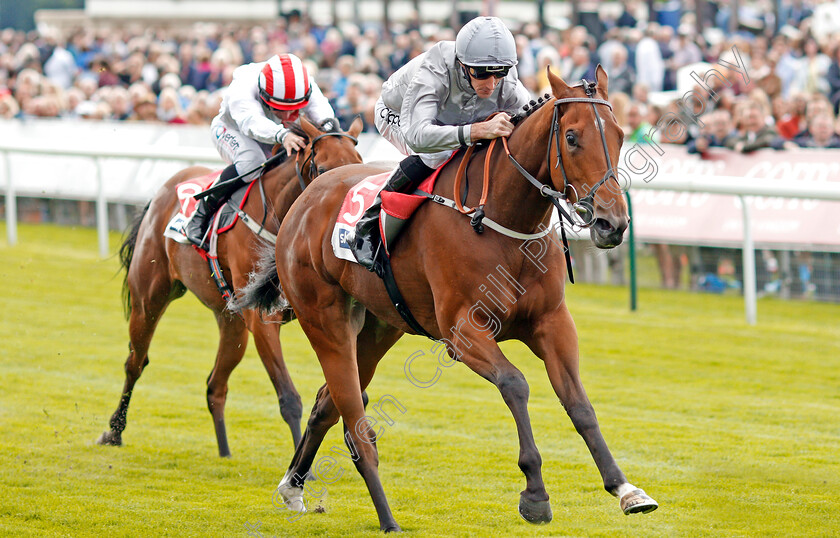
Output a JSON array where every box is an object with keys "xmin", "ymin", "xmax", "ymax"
[
  {"xmin": 163, "ymin": 170, "xmax": 256, "ymax": 252},
  {"xmin": 330, "ymin": 164, "xmax": 444, "ymax": 264}
]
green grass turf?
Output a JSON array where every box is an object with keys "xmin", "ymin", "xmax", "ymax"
[{"xmin": 1, "ymin": 223, "xmax": 839, "ymax": 537}]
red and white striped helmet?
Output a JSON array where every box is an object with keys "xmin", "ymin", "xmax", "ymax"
[{"xmin": 258, "ymin": 54, "xmax": 312, "ymax": 111}]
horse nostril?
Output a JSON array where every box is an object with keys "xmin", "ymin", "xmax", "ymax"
[{"xmin": 594, "ymin": 218, "xmax": 614, "ymax": 235}]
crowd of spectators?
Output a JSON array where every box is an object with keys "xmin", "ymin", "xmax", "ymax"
[{"xmin": 0, "ymin": 0, "xmax": 838, "ymax": 152}]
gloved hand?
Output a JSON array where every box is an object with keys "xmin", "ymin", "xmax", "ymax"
[{"xmin": 278, "ymin": 129, "xmax": 306, "ymax": 154}]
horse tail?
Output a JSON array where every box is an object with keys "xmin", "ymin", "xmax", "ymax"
[
  {"xmin": 230, "ymin": 240, "xmax": 289, "ymax": 316},
  {"xmin": 119, "ymin": 201, "xmax": 150, "ymax": 319}
]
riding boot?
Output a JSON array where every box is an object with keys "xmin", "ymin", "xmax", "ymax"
[
  {"xmin": 184, "ymin": 163, "xmax": 241, "ymax": 249},
  {"xmin": 350, "ymin": 155, "xmax": 434, "ymax": 271}
]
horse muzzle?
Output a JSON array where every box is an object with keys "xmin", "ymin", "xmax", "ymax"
[{"xmin": 590, "ymin": 214, "xmax": 628, "ymax": 249}]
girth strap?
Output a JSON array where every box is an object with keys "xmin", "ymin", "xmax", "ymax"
[
  {"xmin": 207, "ymin": 255, "xmax": 234, "ymax": 304},
  {"xmin": 379, "ymin": 257, "xmax": 436, "ymax": 340}
]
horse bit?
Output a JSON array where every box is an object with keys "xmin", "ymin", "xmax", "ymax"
[{"xmin": 294, "ymin": 128, "xmax": 359, "ymax": 191}]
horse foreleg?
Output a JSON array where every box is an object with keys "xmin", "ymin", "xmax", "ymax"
[
  {"xmin": 205, "ymin": 312, "xmax": 249, "ymax": 457},
  {"xmin": 443, "ymin": 316, "xmax": 551, "ymax": 524},
  {"xmin": 526, "ymin": 304, "xmax": 658, "ymax": 515},
  {"xmin": 246, "ymin": 312, "xmax": 303, "ymax": 447}
]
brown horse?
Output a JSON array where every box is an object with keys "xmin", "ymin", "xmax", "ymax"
[
  {"xmin": 236, "ymin": 67, "xmax": 657, "ymax": 530},
  {"xmin": 96, "ymin": 117, "xmax": 364, "ymax": 457}
]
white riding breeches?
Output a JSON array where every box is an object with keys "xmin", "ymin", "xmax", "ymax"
[{"xmin": 210, "ymin": 116, "xmax": 275, "ymax": 181}]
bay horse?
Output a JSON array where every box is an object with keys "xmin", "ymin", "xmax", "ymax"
[
  {"xmin": 236, "ymin": 67, "xmax": 657, "ymax": 530},
  {"xmin": 96, "ymin": 117, "xmax": 364, "ymax": 457}
]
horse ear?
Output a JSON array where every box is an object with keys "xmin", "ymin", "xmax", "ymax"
[
  {"xmin": 347, "ymin": 116, "xmax": 363, "ymax": 138},
  {"xmin": 547, "ymin": 65, "xmax": 572, "ymax": 98},
  {"xmin": 299, "ymin": 115, "xmax": 322, "ymax": 139},
  {"xmin": 595, "ymin": 64, "xmax": 609, "ymax": 98}
]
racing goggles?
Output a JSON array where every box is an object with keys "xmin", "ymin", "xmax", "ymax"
[{"xmin": 466, "ymin": 64, "xmax": 511, "ymax": 80}]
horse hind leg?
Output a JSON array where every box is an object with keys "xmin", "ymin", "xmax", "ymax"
[
  {"xmin": 205, "ymin": 312, "xmax": 250, "ymax": 457},
  {"xmin": 97, "ymin": 281, "xmax": 184, "ymax": 447},
  {"xmin": 246, "ymin": 312, "xmax": 303, "ymax": 447},
  {"xmin": 276, "ymin": 313, "xmax": 402, "ymax": 532}
]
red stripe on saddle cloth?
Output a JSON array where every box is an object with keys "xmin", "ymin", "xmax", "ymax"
[{"xmin": 380, "ymin": 154, "xmax": 454, "ymax": 220}]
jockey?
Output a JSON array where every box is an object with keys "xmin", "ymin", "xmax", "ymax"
[
  {"xmin": 184, "ymin": 53, "xmax": 335, "ymax": 249},
  {"xmin": 350, "ymin": 16, "xmax": 533, "ymax": 270}
]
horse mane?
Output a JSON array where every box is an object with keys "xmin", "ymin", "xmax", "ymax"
[
  {"xmin": 315, "ymin": 117, "xmax": 342, "ymax": 134},
  {"xmin": 511, "ymin": 93, "xmax": 553, "ymax": 126},
  {"xmin": 286, "ymin": 122, "xmax": 307, "ymax": 140}
]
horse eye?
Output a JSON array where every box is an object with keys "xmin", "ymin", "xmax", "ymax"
[
  {"xmin": 565, "ymin": 132, "xmax": 577, "ymax": 146},
  {"xmin": 318, "ymin": 167, "xmax": 327, "ymax": 175}
]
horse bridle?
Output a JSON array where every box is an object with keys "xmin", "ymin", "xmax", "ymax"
[
  {"xmin": 507, "ymin": 79, "xmax": 617, "ymax": 230},
  {"xmin": 294, "ymin": 131, "xmax": 359, "ymax": 191}
]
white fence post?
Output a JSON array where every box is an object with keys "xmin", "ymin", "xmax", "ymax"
[
  {"xmin": 95, "ymin": 157, "xmax": 109, "ymax": 258},
  {"xmin": 740, "ymin": 195, "xmax": 757, "ymax": 325},
  {"xmin": 4, "ymin": 151, "xmax": 16, "ymax": 246}
]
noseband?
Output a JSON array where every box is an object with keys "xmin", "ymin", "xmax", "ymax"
[{"xmin": 295, "ymin": 131, "xmax": 359, "ymax": 191}]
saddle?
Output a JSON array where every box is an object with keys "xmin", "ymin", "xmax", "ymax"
[
  {"xmin": 164, "ymin": 171, "xmax": 258, "ymax": 251},
  {"xmin": 164, "ymin": 170, "xmax": 261, "ymax": 304}
]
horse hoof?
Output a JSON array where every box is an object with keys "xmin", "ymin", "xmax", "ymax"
[
  {"xmin": 382, "ymin": 523, "xmax": 401, "ymax": 533},
  {"xmin": 96, "ymin": 431, "xmax": 122, "ymax": 446},
  {"xmin": 272, "ymin": 481, "xmax": 306, "ymax": 513},
  {"xmin": 620, "ymin": 489, "xmax": 658, "ymax": 515},
  {"xmin": 518, "ymin": 496, "xmax": 552, "ymax": 524}
]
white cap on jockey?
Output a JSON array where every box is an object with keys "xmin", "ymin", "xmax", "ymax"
[
  {"xmin": 455, "ymin": 16, "xmax": 518, "ymax": 67},
  {"xmin": 258, "ymin": 53, "xmax": 312, "ymax": 110}
]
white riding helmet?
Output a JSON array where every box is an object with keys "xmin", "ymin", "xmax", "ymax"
[
  {"xmin": 455, "ymin": 16, "xmax": 518, "ymax": 68},
  {"xmin": 258, "ymin": 53, "xmax": 312, "ymax": 110}
]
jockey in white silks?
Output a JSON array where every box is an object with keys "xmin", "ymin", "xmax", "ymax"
[
  {"xmin": 184, "ymin": 53, "xmax": 335, "ymax": 249},
  {"xmin": 350, "ymin": 16, "xmax": 533, "ymax": 269}
]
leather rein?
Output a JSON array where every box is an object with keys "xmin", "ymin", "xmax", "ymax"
[{"xmin": 295, "ymin": 131, "xmax": 359, "ymax": 191}]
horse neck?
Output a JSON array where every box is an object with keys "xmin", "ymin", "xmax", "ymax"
[
  {"xmin": 264, "ymin": 158, "xmax": 303, "ymax": 222},
  {"xmin": 482, "ymin": 103, "xmax": 557, "ymax": 234}
]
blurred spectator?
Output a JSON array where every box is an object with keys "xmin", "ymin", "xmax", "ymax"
[
  {"xmin": 636, "ymin": 26, "xmax": 664, "ymax": 91},
  {"xmin": 157, "ymin": 87, "xmax": 186, "ymax": 124},
  {"xmin": 625, "ymin": 101, "xmax": 653, "ymax": 144},
  {"xmin": 566, "ymin": 46, "xmax": 596, "ymax": 82},
  {"xmin": 89, "ymin": 55, "xmax": 120, "ymax": 87},
  {"xmin": 0, "ymin": 90, "xmax": 20, "ymax": 119},
  {"xmin": 43, "ymin": 32, "xmax": 77, "ymax": 90},
  {"xmin": 791, "ymin": 38, "xmax": 831, "ymax": 95},
  {"xmin": 609, "ymin": 46, "xmax": 635, "ymax": 95},
  {"xmin": 335, "ymin": 74, "xmax": 369, "ymax": 131},
  {"xmin": 597, "ymin": 28, "xmax": 625, "ymax": 74},
  {"xmin": 726, "ymin": 99, "xmax": 779, "ymax": 152},
  {"xmin": 129, "ymin": 94, "xmax": 158, "ymax": 122},
  {"xmin": 107, "ymin": 86, "xmax": 132, "ymax": 120},
  {"xmin": 827, "ymin": 44, "xmax": 840, "ymax": 113},
  {"xmin": 610, "ymin": 91, "xmax": 630, "ymax": 129},
  {"xmin": 687, "ymin": 109, "xmax": 736, "ymax": 154},
  {"xmin": 792, "ymin": 113, "xmax": 840, "ymax": 148}
]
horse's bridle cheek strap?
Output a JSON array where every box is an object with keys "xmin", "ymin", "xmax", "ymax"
[
  {"xmin": 551, "ymin": 90, "xmax": 614, "ymax": 225},
  {"xmin": 294, "ymin": 131, "xmax": 359, "ymax": 191}
]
